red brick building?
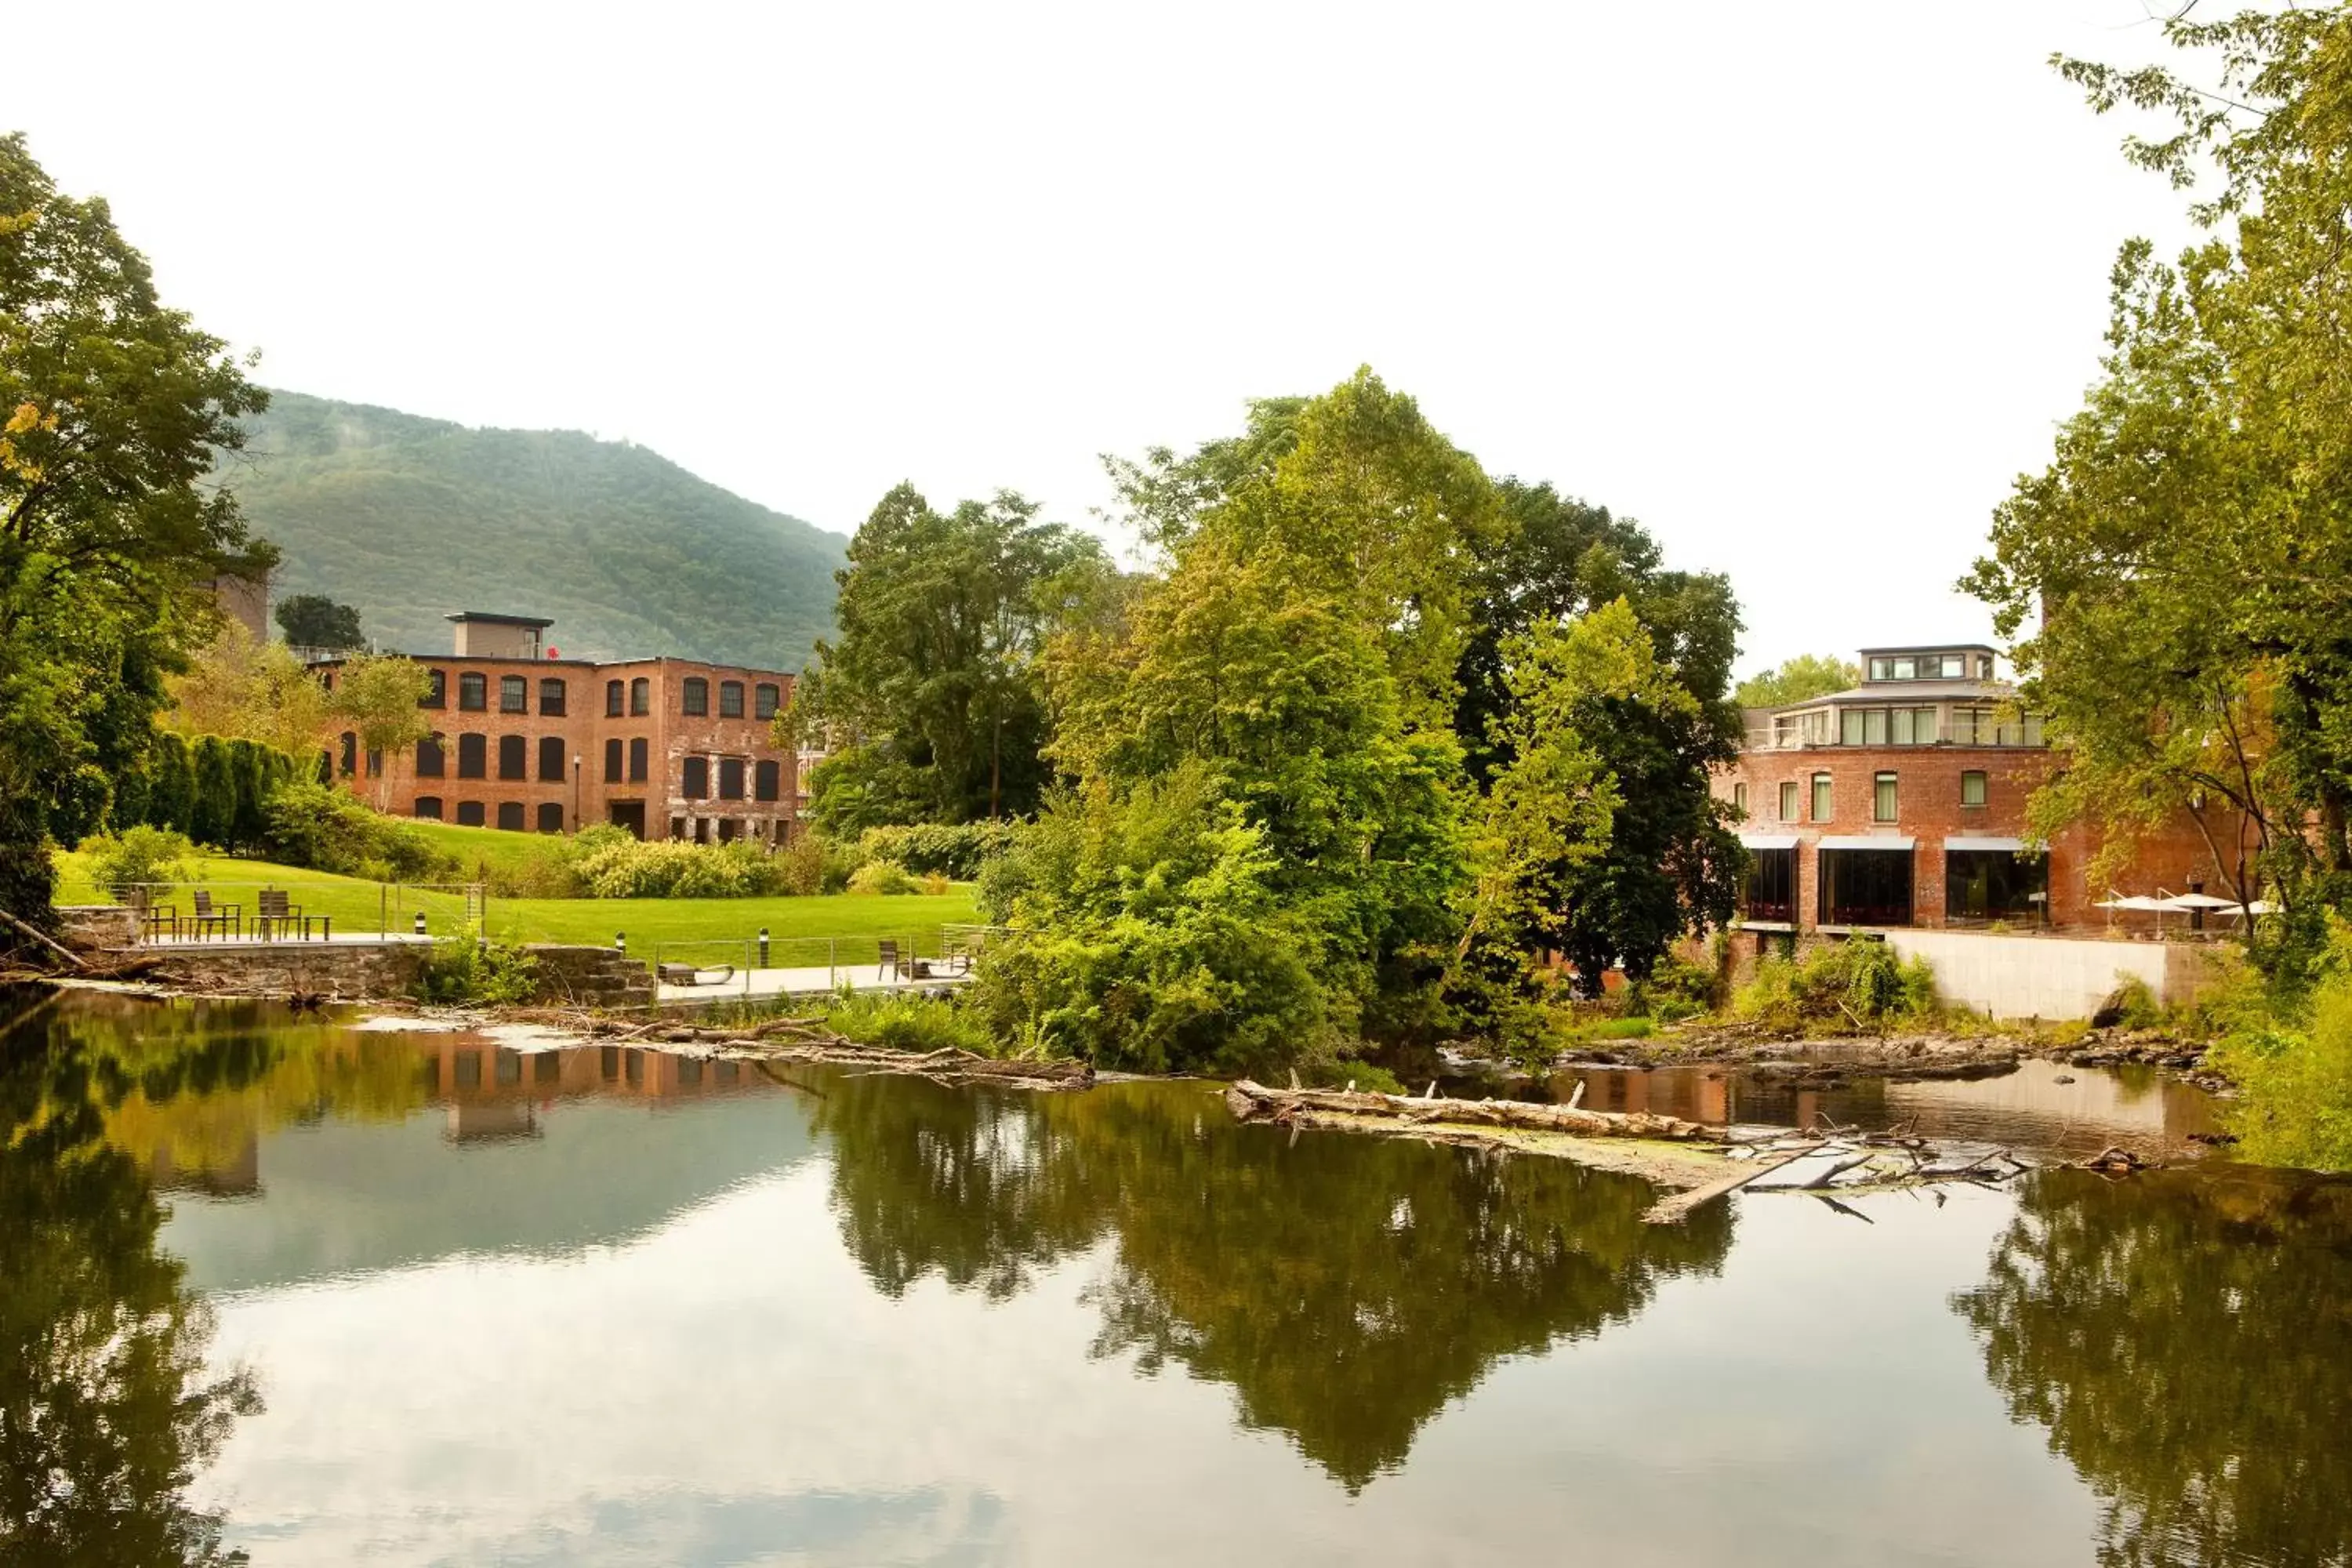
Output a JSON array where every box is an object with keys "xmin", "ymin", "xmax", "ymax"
[
  {"xmin": 316, "ymin": 612, "xmax": 798, "ymax": 843},
  {"xmin": 1715, "ymin": 643, "xmax": 2249, "ymax": 938}
]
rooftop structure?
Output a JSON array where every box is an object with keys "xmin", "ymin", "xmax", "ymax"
[{"xmin": 1746, "ymin": 642, "xmax": 2042, "ymax": 752}]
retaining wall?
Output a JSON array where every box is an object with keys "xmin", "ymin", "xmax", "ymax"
[{"xmin": 1882, "ymin": 928, "xmax": 2220, "ymax": 1020}]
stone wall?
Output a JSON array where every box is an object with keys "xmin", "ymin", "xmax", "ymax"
[
  {"xmin": 521, "ymin": 944, "xmax": 655, "ymax": 1007},
  {"xmin": 154, "ymin": 942, "xmax": 428, "ymax": 1000},
  {"xmin": 56, "ymin": 905, "xmax": 139, "ymax": 953}
]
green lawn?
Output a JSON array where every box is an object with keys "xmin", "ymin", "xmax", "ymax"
[
  {"xmin": 401, "ymin": 818, "xmax": 575, "ymax": 884},
  {"xmin": 56, "ymin": 851, "xmax": 980, "ymax": 964}
]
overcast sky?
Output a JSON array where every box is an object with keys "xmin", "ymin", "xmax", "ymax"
[{"xmin": 14, "ymin": 2, "xmax": 2208, "ymax": 675}]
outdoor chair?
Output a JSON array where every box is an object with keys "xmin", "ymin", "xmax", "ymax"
[
  {"xmin": 256, "ymin": 889, "xmax": 327, "ymax": 941},
  {"xmin": 877, "ymin": 939, "xmax": 916, "ymax": 980},
  {"xmin": 190, "ymin": 889, "xmax": 240, "ymax": 940}
]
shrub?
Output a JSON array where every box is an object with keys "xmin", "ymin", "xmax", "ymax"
[
  {"xmin": 2212, "ymin": 917, "xmax": 2352, "ymax": 1171},
  {"xmin": 772, "ymin": 833, "xmax": 826, "ymax": 896},
  {"xmin": 2106, "ymin": 973, "xmax": 2165, "ymax": 1030},
  {"xmin": 82, "ymin": 826, "xmax": 196, "ymax": 894},
  {"xmin": 1730, "ymin": 938, "xmax": 1938, "ymax": 1033},
  {"xmin": 855, "ymin": 822, "xmax": 1018, "ymax": 880},
  {"xmin": 822, "ymin": 989, "xmax": 998, "ymax": 1054},
  {"xmin": 262, "ymin": 782, "xmax": 389, "ymax": 875},
  {"xmin": 416, "ymin": 930, "xmax": 540, "ymax": 1006},
  {"xmin": 1628, "ymin": 952, "xmax": 1719, "ymax": 1023},
  {"xmin": 847, "ymin": 859, "xmax": 918, "ymax": 896}
]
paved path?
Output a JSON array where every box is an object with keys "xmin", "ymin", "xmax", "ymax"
[{"xmin": 654, "ymin": 963, "xmax": 971, "ymax": 1005}]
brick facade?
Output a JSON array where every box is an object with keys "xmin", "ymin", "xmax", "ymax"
[
  {"xmin": 1717, "ymin": 642, "xmax": 2252, "ymax": 936},
  {"xmin": 317, "ymin": 619, "xmax": 798, "ymax": 844}
]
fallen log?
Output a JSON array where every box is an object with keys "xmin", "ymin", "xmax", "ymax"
[
  {"xmin": 0, "ymin": 909, "xmax": 88, "ymax": 971},
  {"xmin": 1223, "ymin": 1080, "xmax": 1712, "ymax": 1141},
  {"xmin": 1643, "ymin": 1145, "xmax": 1820, "ymax": 1225}
]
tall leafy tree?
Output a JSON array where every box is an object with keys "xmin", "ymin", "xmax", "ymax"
[
  {"xmin": 327, "ymin": 653, "xmax": 434, "ymax": 810},
  {"xmin": 272, "ymin": 593, "xmax": 362, "ymax": 651},
  {"xmin": 0, "ymin": 133, "xmax": 270, "ymax": 937},
  {"xmin": 1733, "ymin": 653, "xmax": 1858, "ymax": 710},
  {"xmin": 795, "ymin": 484, "xmax": 1109, "ymax": 833},
  {"xmin": 1967, "ymin": 9, "xmax": 2352, "ymax": 947}
]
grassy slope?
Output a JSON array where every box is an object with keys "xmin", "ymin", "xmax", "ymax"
[
  {"xmin": 56, "ymin": 852, "xmax": 979, "ymax": 964},
  {"xmin": 225, "ymin": 390, "xmax": 848, "ymax": 670}
]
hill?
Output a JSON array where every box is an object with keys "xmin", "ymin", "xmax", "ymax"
[{"xmin": 216, "ymin": 390, "xmax": 846, "ymax": 670}]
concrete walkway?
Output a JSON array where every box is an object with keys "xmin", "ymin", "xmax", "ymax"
[{"xmin": 653, "ymin": 963, "xmax": 971, "ymax": 1005}]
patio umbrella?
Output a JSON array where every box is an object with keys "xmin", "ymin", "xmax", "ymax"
[{"xmin": 2158, "ymin": 892, "xmax": 2237, "ymax": 911}]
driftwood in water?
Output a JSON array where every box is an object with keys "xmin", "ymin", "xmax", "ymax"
[
  {"xmin": 718, "ymin": 1039, "xmax": 1096, "ymax": 1091},
  {"xmin": 1, "ymin": 909, "xmax": 88, "ymax": 971},
  {"xmin": 1222, "ymin": 1080, "xmax": 1712, "ymax": 1142},
  {"xmin": 1642, "ymin": 1145, "xmax": 1818, "ymax": 1225}
]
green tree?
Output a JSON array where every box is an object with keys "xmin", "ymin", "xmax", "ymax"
[
  {"xmin": 0, "ymin": 133, "xmax": 270, "ymax": 942},
  {"xmin": 326, "ymin": 652, "xmax": 434, "ymax": 809},
  {"xmin": 1733, "ymin": 653, "xmax": 1858, "ymax": 710},
  {"xmin": 795, "ymin": 484, "xmax": 1110, "ymax": 832},
  {"xmin": 165, "ymin": 617, "xmax": 333, "ymax": 760},
  {"xmin": 272, "ymin": 593, "xmax": 362, "ymax": 651},
  {"xmin": 1967, "ymin": 9, "xmax": 2352, "ymax": 953}
]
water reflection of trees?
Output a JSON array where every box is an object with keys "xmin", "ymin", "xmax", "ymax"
[
  {"xmin": 818, "ymin": 1072, "xmax": 1733, "ymax": 1489},
  {"xmin": 0, "ymin": 991, "xmax": 263, "ymax": 1564},
  {"xmin": 1954, "ymin": 1167, "xmax": 2352, "ymax": 1568}
]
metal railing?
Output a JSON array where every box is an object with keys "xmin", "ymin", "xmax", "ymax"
[
  {"xmin": 635, "ymin": 924, "xmax": 1025, "ymax": 997},
  {"xmin": 114, "ymin": 880, "xmax": 488, "ymax": 944}
]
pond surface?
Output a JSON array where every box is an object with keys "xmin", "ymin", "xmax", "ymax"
[{"xmin": 5, "ymin": 990, "xmax": 2349, "ymax": 1567}]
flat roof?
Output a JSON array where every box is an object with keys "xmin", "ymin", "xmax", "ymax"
[
  {"xmin": 1857, "ymin": 644, "xmax": 1997, "ymax": 658},
  {"xmin": 445, "ymin": 612, "xmax": 555, "ymax": 628}
]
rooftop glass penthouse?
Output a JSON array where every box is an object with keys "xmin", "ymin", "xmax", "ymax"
[{"xmin": 1748, "ymin": 644, "xmax": 2045, "ymax": 750}]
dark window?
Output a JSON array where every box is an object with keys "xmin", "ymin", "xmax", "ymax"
[
  {"xmin": 339, "ymin": 731, "xmax": 358, "ymax": 776},
  {"xmin": 605, "ymin": 680, "xmax": 624, "ymax": 717},
  {"xmin": 755, "ymin": 760, "xmax": 781, "ymax": 802},
  {"xmin": 755, "ymin": 682, "xmax": 781, "ymax": 720},
  {"xmin": 415, "ymin": 796, "xmax": 444, "ymax": 820},
  {"xmin": 365, "ymin": 749, "xmax": 383, "ymax": 777},
  {"xmin": 456, "ymin": 800, "xmax": 486, "ymax": 826},
  {"xmin": 630, "ymin": 677, "xmax": 649, "ymax": 716},
  {"xmin": 630, "ymin": 738, "xmax": 648, "ymax": 782},
  {"xmin": 1946, "ymin": 850, "xmax": 2048, "ymax": 925},
  {"xmin": 695, "ymin": 818, "xmax": 710, "ymax": 844},
  {"xmin": 719, "ymin": 681, "xmax": 743, "ymax": 719},
  {"xmin": 317, "ymin": 750, "xmax": 332, "ymax": 782},
  {"xmin": 416, "ymin": 735, "xmax": 445, "ymax": 778},
  {"xmin": 537, "ymin": 801, "xmax": 564, "ymax": 833},
  {"xmin": 683, "ymin": 677, "xmax": 708, "ymax": 717},
  {"xmin": 422, "ymin": 669, "xmax": 447, "ymax": 709},
  {"xmin": 497, "ymin": 800, "xmax": 525, "ymax": 831},
  {"xmin": 718, "ymin": 757, "xmax": 745, "ymax": 800},
  {"xmin": 459, "ymin": 673, "xmax": 487, "ymax": 711},
  {"xmin": 539, "ymin": 735, "xmax": 565, "ymax": 782},
  {"xmin": 717, "ymin": 818, "xmax": 740, "ymax": 844},
  {"xmin": 1818, "ymin": 850, "xmax": 1914, "ymax": 927},
  {"xmin": 539, "ymin": 678, "xmax": 567, "ymax": 717},
  {"xmin": 1874, "ymin": 772, "xmax": 1898, "ymax": 822},
  {"xmin": 1961, "ymin": 770, "xmax": 1987, "ymax": 808},
  {"xmin": 1742, "ymin": 847, "xmax": 1795, "ymax": 924},
  {"xmin": 498, "ymin": 734, "xmax": 526, "ymax": 780},
  {"xmin": 604, "ymin": 738, "xmax": 623, "ymax": 782},
  {"xmin": 535, "ymin": 1051, "xmax": 560, "ymax": 1084},
  {"xmin": 683, "ymin": 757, "xmax": 709, "ymax": 798},
  {"xmin": 458, "ymin": 733, "xmax": 487, "ymax": 779},
  {"xmin": 500, "ymin": 675, "xmax": 528, "ymax": 713},
  {"xmin": 670, "ymin": 816, "xmax": 686, "ymax": 840}
]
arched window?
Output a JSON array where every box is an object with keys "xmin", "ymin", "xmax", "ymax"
[
  {"xmin": 605, "ymin": 679, "xmax": 624, "ymax": 717},
  {"xmin": 422, "ymin": 669, "xmax": 447, "ymax": 709},
  {"xmin": 629, "ymin": 738, "xmax": 648, "ymax": 782},
  {"xmin": 457, "ymin": 734, "xmax": 487, "ymax": 779},
  {"xmin": 414, "ymin": 796, "xmax": 444, "ymax": 820},
  {"xmin": 539, "ymin": 735, "xmax": 565, "ymax": 782},
  {"xmin": 604, "ymin": 738, "xmax": 622, "ymax": 782},
  {"xmin": 682, "ymin": 677, "xmax": 709, "ymax": 717},
  {"xmin": 717, "ymin": 757, "xmax": 746, "ymax": 800},
  {"xmin": 498, "ymin": 735, "xmax": 526, "ymax": 780},
  {"xmin": 496, "ymin": 801, "xmax": 525, "ymax": 831},
  {"xmin": 459, "ymin": 673, "xmax": 487, "ymax": 711},
  {"xmin": 536, "ymin": 802, "xmax": 564, "ymax": 833},
  {"xmin": 682, "ymin": 757, "xmax": 709, "ymax": 798},
  {"xmin": 755, "ymin": 760, "xmax": 780, "ymax": 802},
  {"xmin": 718, "ymin": 681, "xmax": 744, "ymax": 719},
  {"xmin": 630, "ymin": 677, "xmax": 649, "ymax": 716},
  {"xmin": 339, "ymin": 731, "xmax": 358, "ymax": 775},
  {"xmin": 416, "ymin": 735, "xmax": 445, "ymax": 778},
  {"xmin": 456, "ymin": 800, "xmax": 486, "ymax": 826},
  {"xmin": 539, "ymin": 677, "xmax": 567, "ymax": 717},
  {"xmin": 754, "ymin": 682, "xmax": 781, "ymax": 720}
]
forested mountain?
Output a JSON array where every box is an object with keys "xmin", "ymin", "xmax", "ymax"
[{"xmin": 217, "ymin": 390, "xmax": 845, "ymax": 669}]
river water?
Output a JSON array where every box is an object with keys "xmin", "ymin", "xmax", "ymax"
[{"xmin": 4, "ymin": 989, "xmax": 2347, "ymax": 1567}]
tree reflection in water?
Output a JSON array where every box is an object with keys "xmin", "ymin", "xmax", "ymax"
[
  {"xmin": 817, "ymin": 1072, "xmax": 1733, "ymax": 1489},
  {"xmin": 0, "ymin": 990, "xmax": 263, "ymax": 1566},
  {"xmin": 1954, "ymin": 1167, "xmax": 2352, "ymax": 1568}
]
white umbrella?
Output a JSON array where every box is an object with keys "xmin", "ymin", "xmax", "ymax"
[{"xmin": 2158, "ymin": 893, "xmax": 2236, "ymax": 912}]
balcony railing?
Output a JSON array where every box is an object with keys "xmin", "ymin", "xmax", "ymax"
[{"xmin": 1744, "ymin": 720, "xmax": 2045, "ymax": 751}]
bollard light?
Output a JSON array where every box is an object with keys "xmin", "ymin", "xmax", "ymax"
[
  {"xmin": 413, "ymin": 912, "xmax": 426, "ymax": 938},
  {"xmin": 758, "ymin": 927, "xmax": 770, "ymax": 967},
  {"xmin": 615, "ymin": 931, "xmax": 626, "ymax": 956}
]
